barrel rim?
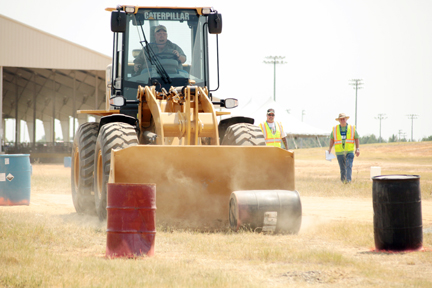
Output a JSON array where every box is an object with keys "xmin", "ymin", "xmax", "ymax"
[
  {"xmin": 0, "ymin": 154, "xmax": 30, "ymax": 157},
  {"xmin": 108, "ymin": 183, "xmax": 156, "ymax": 187},
  {"xmin": 372, "ymin": 174, "xmax": 420, "ymax": 181}
]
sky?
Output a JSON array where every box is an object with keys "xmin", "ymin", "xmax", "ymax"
[{"xmin": 2, "ymin": 0, "xmax": 432, "ymax": 141}]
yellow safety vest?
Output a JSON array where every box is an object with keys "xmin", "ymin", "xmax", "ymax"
[
  {"xmin": 333, "ymin": 125, "xmax": 355, "ymax": 153},
  {"xmin": 260, "ymin": 122, "xmax": 284, "ymax": 148}
]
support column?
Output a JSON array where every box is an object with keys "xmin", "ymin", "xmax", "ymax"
[
  {"xmin": 72, "ymin": 71, "xmax": 76, "ymax": 138},
  {"xmin": 95, "ymin": 71, "xmax": 98, "ymax": 109},
  {"xmin": 26, "ymin": 120, "xmax": 35, "ymax": 143},
  {"xmin": 33, "ymin": 73, "xmax": 37, "ymax": 147},
  {"xmin": 60, "ymin": 118, "xmax": 70, "ymax": 142},
  {"xmin": 52, "ymin": 70, "xmax": 56, "ymax": 142},
  {"xmin": 0, "ymin": 66, "xmax": 3, "ymax": 153},
  {"xmin": 42, "ymin": 119, "xmax": 52, "ymax": 142},
  {"xmin": 15, "ymin": 75, "xmax": 20, "ymax": 146}
]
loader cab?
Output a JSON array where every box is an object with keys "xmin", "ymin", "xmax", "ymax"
[{"xmin": 110, "ymin": 6, "xmax": 222, "ymax": 115}]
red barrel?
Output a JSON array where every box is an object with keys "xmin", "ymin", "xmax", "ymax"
[{"xmin": 106, "ymin": 183, "xmax": 156, "ymax": 258}]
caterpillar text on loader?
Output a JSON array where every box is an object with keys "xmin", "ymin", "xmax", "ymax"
[{"xmin": 71, "ymin": 6, "xmax": 301, "ymax": 233}]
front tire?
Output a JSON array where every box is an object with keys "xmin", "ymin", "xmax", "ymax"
[
  {"xmin": 71, "ymin": 122, "xmax": 98, "ymax": 214},
  {"xmin": 94, "ymin": 122, "xmax": 138, "ymax": 220},
  {"xmin": 221, "ymin": 123, "xmax": 265, "ymax": 146}
]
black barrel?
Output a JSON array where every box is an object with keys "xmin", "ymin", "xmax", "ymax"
[{"xmin": 372, "ymin": 175, "xmax": 422, "ymax": 251}]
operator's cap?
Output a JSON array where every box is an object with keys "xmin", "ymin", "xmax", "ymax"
[
  {"xmin": 267, "ymin": 108, "xmax": 275, "ymax": 115},
  {"xmin": 154, "ymin": 25, "xmax": 167, "ymax": 33}
]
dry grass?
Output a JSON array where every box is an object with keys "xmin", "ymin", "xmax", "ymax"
[
  {"xmin": 30, "ymin": 164, "xmax": 71, "ymax": 195},
  {"xmin": 1, "ymin": 142, "xmax": 432, "ymax": 287},
  {"xmin": 295, "ymin": 141, "xmax": 432, "ymax": 199}
]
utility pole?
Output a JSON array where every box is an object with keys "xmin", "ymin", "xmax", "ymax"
[
  {"xmin": 398, "ymin": 129, "xmax": 405, "ymax": 142},
  {"xmin": 374, "ymin": 113, "xmax": 387, "ymax": 143},
  {"xmin": 349, "ymin": 79, "xmax": 363, "ymax": 128},
  {"xmin": 406, "ymin": 114, "xmax": 418, "ymax": 142},
  {"xmin": 264, "ymin": 56, "xmax": 286, "ymax": 102}
]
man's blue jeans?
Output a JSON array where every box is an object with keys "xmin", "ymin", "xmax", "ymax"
[{"xmin": 336, "ymin": 153, "xmax": 355, "ymax": 183}]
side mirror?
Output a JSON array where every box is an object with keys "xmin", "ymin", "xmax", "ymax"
[
  {"xmin": 208, "ymin": 12, "xmax": 222, "ymax": 34},
  {"xmin": 223, "ymin": 98, "xmax": 238, "ymax": 109},
  {"xmin": 111, "ymin": 11, "xmax": 127, "ymax": 33},
  {"xmin": 132, "ymin": 13, "xmax": 144, "ymax": 26},
  {"xmin": 109, "ymin": 95, "xmax": 126, "ymax": 107}
]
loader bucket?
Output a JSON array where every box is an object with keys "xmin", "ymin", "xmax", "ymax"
[{"xmin": 109, "ymin": 146, "xmax": 294, "ymax": 229}]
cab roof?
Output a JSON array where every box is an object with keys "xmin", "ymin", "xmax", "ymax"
[{"xmin": 105, "ymin": 6, "xmax": 212, "ymax": 15}]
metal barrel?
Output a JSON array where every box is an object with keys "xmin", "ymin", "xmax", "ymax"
[
  {"xmin": 372, "ymin": 175, "xmax": 422, "ymax": 251},
  {"xmin": 64, "ymin": 157, "xmax": 71, "ymax": 167},
  {"xmin": 0, "ymin": 154, "xmax": 31, "ymax": 206},
  {"xmin": 106, "ymin": 183, "xmax": 156, "ymax": 258},
  {"xmin": 229, "ymin": 190, "xmax": 302, "ymax": 233}
]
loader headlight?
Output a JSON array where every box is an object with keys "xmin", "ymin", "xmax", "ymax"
[
  {"xmin": 124, "ymin": 6, "xmax": 136, "ymax": 14},
  {"xmin": 224, "ymin": 98, "xmax": 238, "ymax": 109},
  {"xmin": 202, "ymin": 7, "xmax": 212, "ymax": 15}
]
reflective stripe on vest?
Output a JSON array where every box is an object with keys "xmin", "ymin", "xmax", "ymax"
[
  {"xmin": 260, "ymin": 122, "xmax": 283, "ymax": 147},
  {"xmin": 333, "ymin": 125, "xmax": 355, "ymax": 152}
]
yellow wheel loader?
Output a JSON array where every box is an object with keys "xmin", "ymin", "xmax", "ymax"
[{"xmin": 71, "ymin": 6, "xmax": 301, "ymax": 233}]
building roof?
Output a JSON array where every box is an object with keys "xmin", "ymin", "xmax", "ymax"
[
  {"xmin": 0, "ymin": 14, "xmax": 110, "ymax": 145},
  {"xmin": 0, "ymin": 14, "xmax": 110, "ymax": 70}
]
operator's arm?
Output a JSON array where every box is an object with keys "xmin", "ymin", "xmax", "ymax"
[
  {"xmin": 133, "ymin": 50, "xmax": 144, "ymax": 73},
  {"xmin": 177, "ymin": 54, "xmax": 186, "ymax": 64},
  {"xmin": 328, "ymin": 138, "xmax": 334, "ymax": 153},
  {"xmin": 172, "ymin": 44, "xmax": 186, "ymax": 64},
  {"xmin": 282, "ymin": 137, "xmax": 289, "ymax": 150},
  {"xmin": 355, "ymin": 138, "xmax": 360, "ymax": 157}
]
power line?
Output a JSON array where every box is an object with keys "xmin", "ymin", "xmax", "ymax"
[
  {"xmin": 374, "ymin": 113, "xmax": 387, "ymax": 143},
  {"xmin": 264, "ymin": 56, "xmax": 286, "ymax": 101},
  {"xmin": 406, "ymin": 114, "xmax": 419, "ymax": 141},
  {"xmin": 349, "ymin": 79, "xmax": 363, "ymax": 128}
]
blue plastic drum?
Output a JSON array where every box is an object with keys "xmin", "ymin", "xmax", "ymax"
[
  {"xmin": 64, "ymin": 157, "xmax": 71, "ymax": 168},
  {"xmin": 0, "ymin": 154, "xmax": 31, "ymax": 206}
]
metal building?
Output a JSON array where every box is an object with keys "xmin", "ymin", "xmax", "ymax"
[{"xmin": 0, "ymin": 15, "xmax": 111, "ymax": 161}]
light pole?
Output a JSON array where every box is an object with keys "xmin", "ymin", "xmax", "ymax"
[
  {"xmin": 349, "ymin": 79, "xmax": 363, "ymax": 128},
  {"xmin": 406, "ymin": 114, "xmax": 418, "ymax": 141},
  {"xmin": 264, "ymin": 56, "xmax": 286, "ymax": 102},
  {"xmin": 374, "ymin": 113, "xmax": 387, "ymax": 143}
]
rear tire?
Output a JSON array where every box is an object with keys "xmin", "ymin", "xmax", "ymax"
[
  {"xmin": 94, "ymin": 122, "xmax": 138, "ymax": 220},
  {"xmin": 71, "ymin": 122, "xmax": 98, "ymax": 214},
  {"xmin": 221, "ymin": 123, "xmax": 265, "ymax": 146}
]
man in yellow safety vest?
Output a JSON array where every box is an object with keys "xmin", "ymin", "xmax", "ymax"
[
  {"xmin": 328, "ymin": 113, "xmax": 360, "ymax": 183},
  {"xmin": 259, "ymin": 108, "xmax": 289, "ymax": 150}
]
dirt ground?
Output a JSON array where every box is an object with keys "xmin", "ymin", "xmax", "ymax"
[
  {"xmin": 3, "ymin": 152, "xmax": 432, "ymax": 286},
  {"xmin": 21, "ymin": 193, "xmax": 432, "ymax": 231}
]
